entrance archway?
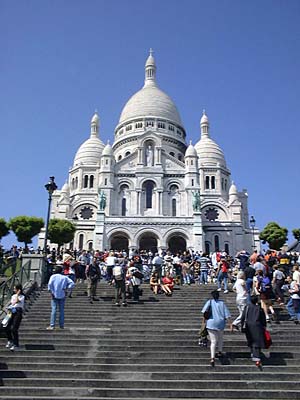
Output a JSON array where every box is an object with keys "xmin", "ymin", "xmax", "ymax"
[
  {"xmin": 139, "ymin": 233, "xmax": 158, "ymax": 253},
  {"xmin": 110, "ymin": 234, "xmax": 129, "ymax": 252},
  {"xmin": 167, "ymin": 235, "xmax": 187, "ymax": 254}
]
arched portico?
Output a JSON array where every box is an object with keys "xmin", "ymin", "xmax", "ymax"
[
  {"xmin": 138, "ymin": 232, "xmax": 159, "ymax": 253},
  {"xmin": 109, "ymin": 232, "xmax": 130, "ymax": 252},
  {"xmin": 167, "ymin": 233, "xmax": 188, "ymax": 253}
]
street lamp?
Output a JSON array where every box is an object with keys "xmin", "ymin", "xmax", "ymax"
[
  {"xmin": 250, "ymin": 215, "xmax": 256, "ymax": 249},
  {"xmin": 43, "ymin": 176, "xmax": 57, "ymax": 254}
]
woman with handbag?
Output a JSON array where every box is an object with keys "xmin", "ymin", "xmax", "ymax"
[
  {"xmin": 4, "ymin": 283, "xmax": 25, "ymax": 351},
  {"xmin": 240, "ymin": 294, "xmax": 268, "ymax": 368},
  {"xmin": 201, "ymin": 290, "xmax": 231, "ymax": 367}
]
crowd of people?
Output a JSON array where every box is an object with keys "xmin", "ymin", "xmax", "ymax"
[{"xmin": 2, "ymin": 245, "xmax": 300, "ymax": 365}]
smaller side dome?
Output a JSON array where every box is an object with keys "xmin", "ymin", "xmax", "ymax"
[
  {"xmin": 102, "ymin": 142, "xmax": 113, "ymax": 156},
  {"xmin": 61, "ymin": 181, "xmax": 69, "ymax": 193},
  {"xmin": 74, "ymin": 137, "xmax": 105, "ymax": 165},
  {"xmin": 185, "ymin": 142, "xmax": 197, "ymax": 157}
]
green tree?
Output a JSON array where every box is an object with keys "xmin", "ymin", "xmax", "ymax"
[
  {"xmin": 259, "ymin": 222, "xmax": 288, "ymax": 250},
  {"xmin": 9, "ymin": 216, "xmax": 44, "ymax": 247},
  {"xmin": 48, "ymin": 219, "xmax": 76, "ymax": 252},
  {"xmin": 0, "ymin": 218, "xmax": 10, "ymax": 242},
  {"xmin": 292, "ymin": 229, "xmax": 300, "ymax": 242}
]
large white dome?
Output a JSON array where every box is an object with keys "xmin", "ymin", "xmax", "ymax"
[
  {"xmin": 73, "ymin": 137, "xmax": 105, "ymax": 166},
  {"xmin": 119, "ymin": 85, "xmax": 182, "ymax": 125},
  {"xmin": 118, "ymin": 50, "xmax": 182, "ymax": 126}
]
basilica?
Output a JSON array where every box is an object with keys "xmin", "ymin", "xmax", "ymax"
[{"xmin": 42, "ymin": 51, "xmax": 258, "ymax": 255}]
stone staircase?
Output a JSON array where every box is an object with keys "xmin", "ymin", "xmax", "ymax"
[{"xmin": 0, "ymin": 281, "xmax": 299, "ymax": 399}]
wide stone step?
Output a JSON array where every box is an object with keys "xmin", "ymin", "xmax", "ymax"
[
  {"xmin": 0, "ymin": 386, "xmax": 299, "ymax": 398},
  {"xmin": 1, "ymin": 369, "xmax": 300, "ymax": 381},
  {"xmin": 1, "ymin": 361, "xmax": 299, "ymax": 372}
]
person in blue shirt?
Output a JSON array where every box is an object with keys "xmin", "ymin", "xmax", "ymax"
[
  {"xmin": 202, "ymin": 290, "xmax": 231, "ymax": 367},
  {"xmin": 47, "ymin": 265, "xmax": 75, "ymax": 330}
]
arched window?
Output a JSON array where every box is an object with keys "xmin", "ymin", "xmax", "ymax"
[
  {"xmin": 170, "ymin": 152, "xmax": 175, "ymax": 157},
  {"xmin": 205, "ymin": 241, "xmax": 210, "ymax": 255},
  {"xmin": 205, "ymin": 176, "xmax": 210, "ymax": 189},
  {"xmin": 221, "ymin": 178, "xmax": 224, "ymax": 190},
  {"xmin": 72, "ymin": 178, "xmax": 75, "ymax": 190},
  {"xmin": 75, "ymin": 177, "xmax": 78, "ymax": 189},
  {"xmin": 121, "ymin": 198, "xmax": 126, "ymax": 216},
  {"xmin": 104, "ymin": 178, "xmax": 107, "ymax": 185},
  {"xmin": 191, "ymin": 179, "xmax": 194, "ymax": 186},
  {"xmin": 89, "ymin": 175, "xmax": 94, "ymax": 188},
  {"xmin": 211, "ymin": 176, "xmax": 215, "ymax": 189},
  {"xmin": 225, "ymin": 179, "xmax": 228, "ymax": 191},
  {"xmin": 191, "ymin": 159, "xmax": 194, "ymax": 166},
  {"xmin": 145, "ymin": 181, "xmax": 154, "ymax": 209},
  {"xmin": 178, "ymin": 154, "xmax": 183, "ymax": 161},
  {"xmin": 125, "ymin": 151, "xmax": 131, "ymax": 157},
  {"xmin": 79, "ymin": 234, "xmax": 84, "ymax": 250},
  {"xmin": 118, "ymin": 155, "xmax": 122, "ymax": 161},
  {"xmin": 214, "ymin": 235, "xmax": 220, "ymax": 252},
  {"xmin": 172, "ymin": 198, "xmax": 176, "ymax": 216},
  {"xmin": 84, "ymin": 175, "xmax": 88, "ymax": 188}
]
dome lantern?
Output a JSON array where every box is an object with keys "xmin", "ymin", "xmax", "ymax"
[
  {"xmin": 91, "ymin": 110, "xmax": 99, "ymax": 138},
  {"xmin": 200, "ymin": 110, "xmax": 209, "ymax": 138},
  {"xmin": 144, "ymin": 48, "xmax": 157, "ymax": 87}
]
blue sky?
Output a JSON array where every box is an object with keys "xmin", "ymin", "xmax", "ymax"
[{"xmin": 0, "ymin": 0, "xmax": 299, "ymax": 249}]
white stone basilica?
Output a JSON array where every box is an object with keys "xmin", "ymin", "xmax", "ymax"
[{"xmin": 43, "ymin": 50, "xmax": 258, "ymax": 255}]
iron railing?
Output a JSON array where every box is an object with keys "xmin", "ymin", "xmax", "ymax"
[{"xmin": 0, "ymin": 260, "xmax": 33, "ymax": 310}]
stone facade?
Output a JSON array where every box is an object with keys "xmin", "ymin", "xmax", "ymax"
[{"xmin": 39, "ymin": 51, "xmax": 259, "ymax": 255}]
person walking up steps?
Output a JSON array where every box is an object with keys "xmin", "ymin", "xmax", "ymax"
[
  {"xmin": 202, "ymin": 290, "xmax": 231, "ymax": 367},
  {"xmin": 4, "ymin": 284, "xmax": 25, "ymax": 351},
  {"xmin": 47, "ymin": 265, "xmax": 75, "ymax": 330}
]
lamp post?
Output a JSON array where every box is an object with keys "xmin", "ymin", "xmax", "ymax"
[
  {"xmin": 43, "ymin": 176, "xmax": 57, "ymax": 255},
  {"xmin": 250, "ymin": 215, "xmax": 256, "ymax": 250}
]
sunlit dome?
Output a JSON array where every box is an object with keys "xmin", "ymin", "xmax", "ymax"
[
  {"xmin": 73, "ymin": 112, "xmax": 105, "ymax": 166},
  {"xmin": 195, "ymin": 111, "xmax": 226, "ymax": 167},
  {"xmin": 118, "ymin": 50, "xmax": 182, "ymax": 126}
]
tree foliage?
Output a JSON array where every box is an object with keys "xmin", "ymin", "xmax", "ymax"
[
  {"xmin": 0, "ymin": 218, "xmax": 10, "ymax": 241},
  {"xmin": 48, "ymin": 219, "xmax": 76, "ymax": 249},
  {"xmin": 259, "ymin": 222, "xmax": 288, "ymax": 250},
  {"xmin": 292, "ymin": 229, "xmax": 300, "ymax": 242},
  {"xmin": 9, "ymin": 216, "xmax": 44, "ymax": 246}
]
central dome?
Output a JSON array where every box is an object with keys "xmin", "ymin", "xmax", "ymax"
[
  {"xmin": 119, "ymin": 85, "xmax": 182, "ymax": 125},
  {"xmin": 118, "ymin": 50, "xmax": 182, "ymax": 126}
]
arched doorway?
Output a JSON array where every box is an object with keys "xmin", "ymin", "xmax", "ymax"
[
  {"xmin": 110, "ymin": 234, "xmax": 129, "ymax": 252},
  {"xmin": 167, "ymin": 235, "xmax": 187, "ymax": 254},
  {"xmin": 139, "ymin": 233, "xmax": 158, "ymax": 253}
]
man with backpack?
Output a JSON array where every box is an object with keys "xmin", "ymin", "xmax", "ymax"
[
  {"xmin": 112, "ymin": 262, "xmax": 127, "ymax": 307},
  {"xmin": 86, "ymin": 257, "xmax": 101, "ymax": 304}
]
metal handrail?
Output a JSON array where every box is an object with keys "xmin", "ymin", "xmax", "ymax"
[{"xmin": 0, "ymin": 260, "xmax": 32, "ymax": 310}]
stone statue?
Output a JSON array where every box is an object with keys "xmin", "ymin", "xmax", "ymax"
[
  {"xmin": 192, "ymin": 190, "xmax": 201, "ymax": 212},
  {"xmin": 146, "ymin": 145, "xmax": 153, "ymax": 166},
  {"xmin": 99, "ymin": 191, "xmax": 106, "ymax": 211}
]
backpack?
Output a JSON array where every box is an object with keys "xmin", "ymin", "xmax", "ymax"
[
  {"xmin": 260, "ymin": 276, "xmax": 271, "ymax": 293},
  {"xmin": 133, "ymin": 270, "xmax": 144, "ymax": 280},
  {"xmin": 113, "ymin": 266, "xmax": 124, "ymax": 281}
]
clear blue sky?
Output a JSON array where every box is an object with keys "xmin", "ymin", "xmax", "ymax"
[{"xmin": 1, "ymin": 0, "xmax": 299, "ymax": 249}]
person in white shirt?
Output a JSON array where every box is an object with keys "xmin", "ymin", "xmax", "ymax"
[
  {"xmin": 292, "ymin": 265, "xmax": 300, "ymax": 284},
  {"xmin": 4, "ymin": 284, "xmax": 25, "ymax": 351},
  {"xmin": 231, "ymin": 271, "xmax": 248, "ymax": 330},
  {"xmin": 105, "ymin": 251, "xmax": 117, "ymax": 283}
]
